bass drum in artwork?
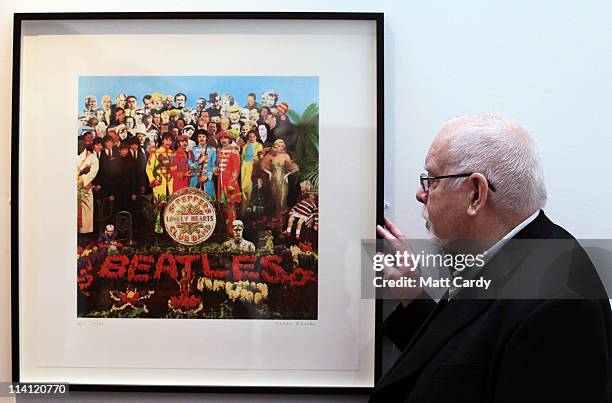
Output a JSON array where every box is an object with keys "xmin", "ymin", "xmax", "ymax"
[{"xmin": 163, "ymin": 187, "xmax": 217, "ymax": 245}]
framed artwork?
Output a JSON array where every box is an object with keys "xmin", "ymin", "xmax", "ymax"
[{"xmin": 11, "ymin": 12, "xmax": 384, "ymax": 392}]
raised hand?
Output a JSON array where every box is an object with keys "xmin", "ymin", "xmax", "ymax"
[{"xmin": 376, "ymin": 217, "xmax": 422, "ymax": 305}]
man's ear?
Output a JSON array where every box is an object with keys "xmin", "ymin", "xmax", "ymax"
[{"xmin": 467, "ymin": 173, "xmax": 489, "ymax": 216}]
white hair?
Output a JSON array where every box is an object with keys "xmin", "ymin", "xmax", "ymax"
[{"xmin": 442, "ymin": 113, "xmax": 547, "ymax": 215}]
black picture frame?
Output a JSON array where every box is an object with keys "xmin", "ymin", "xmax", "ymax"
[{"xmin": 11, "ymin": 11, "xmax": 384, "ymax": 394}]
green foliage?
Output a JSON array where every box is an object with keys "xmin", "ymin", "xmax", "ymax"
[
  {"xmin": 141, "ymin": 193, "xmax": 156, "ymax": 223},
  {"xmin": 121, "ymin": 246, "xmax": 138, "ymax": 256},
  {"xmin": 285, "ymin": 103, "xmax": 319, "ymax": 190},
  {"xmin": 255, "ymin": 304, "xmax": 284, "ymax": 319},
  {"xmin": 106, "ymin": 246, "xmax": 121, "ymax": 256},
  {"xmin": 119, "ymin": 307, "xmax": 146, "ymax": 318},
  {"xmin": 301, "ymin": 158, "xmax": 320, "ymax": 190},
  {"xmin": 84, "ymin": 307, "xmax": 146, "ymax": 318},
  {"xmin": 86, "ymin": 310, "xmax": 111, "ymax": 318},
  {"xmin": 141, "ymin": 193, "xmax": 172, "ymax": 224},
  {"xmin": 206, "ymin": 301, "xmax": 234, "ymax": 319},
  {"xmin": 165, "ymin": 310, "xmax": 200, "ymax": 319},
  {"xmin": 134, "ymin": 242, "xmax": 227, "ymax": 257}
]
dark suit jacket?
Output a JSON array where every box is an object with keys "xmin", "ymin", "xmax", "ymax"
[
  {"xmin": 371, "ymin": 211, "xmax": 612, "ymax": 403},
  {"xmin": 131, "ymin": 148, "xmax": 148, "ymax": 191},
  {"xmin": 97, "ymin": 147, "xmax": 118, "ymax": 197}
]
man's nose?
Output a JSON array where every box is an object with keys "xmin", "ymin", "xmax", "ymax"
[{"xmin": 416, "ymin": 186, "xmax": 428, "ymax": 204}]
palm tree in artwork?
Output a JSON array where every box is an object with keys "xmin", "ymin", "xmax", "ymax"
[{"xmin": 284, "ymin": 103, "xmax": 319, "ymax": 190}]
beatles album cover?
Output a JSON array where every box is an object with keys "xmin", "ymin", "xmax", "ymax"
[{"xmin": 76, "ymin": 76, "xmax": 319, "ymax": 319}]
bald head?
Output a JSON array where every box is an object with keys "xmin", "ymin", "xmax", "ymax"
[
  {"xmin": 417, "ymin": 114, "xmax": 547, "ymax": 241},
  {"xmin": 439, "ymin": 113, "xmax": 532, "ymax": 148},
  {"xmin": 434, "ymin": 113, "xmax": 547, "ymax": 216}
]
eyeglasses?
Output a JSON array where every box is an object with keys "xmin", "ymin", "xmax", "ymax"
[{"xmin": 419, "ymin": 172, "xmax": 496, "ymax": 193}]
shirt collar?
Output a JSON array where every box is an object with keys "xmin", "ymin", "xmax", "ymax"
[
  {"xmin": 447, "ymin": 210, "xmax": 540, "ymax": 300},
  {"xmin": 482, "ymin": 209, "xmax": 540, "ymax": 263}
]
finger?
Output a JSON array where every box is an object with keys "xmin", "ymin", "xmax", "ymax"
[
  {"xmin": 382, "ymin": 265, "xmax": 401, "ymax": 280},
  {"xmin": 376, "ymin": 225, "xmax": 397, "ymax": 241},
  {"xmin": 377, "ymin": 225, "xmax": 405, "ymax": 255},
  {"xmin": 384, "ymin": 217, "xmax": 405, "ymax": 239},
  {"xmin": 377, "ymin": 224, "xmax": 404, "ymax": 250}
]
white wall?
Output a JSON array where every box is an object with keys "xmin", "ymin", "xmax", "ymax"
[
  {"xmin": 1, "ymin": 0, "xmax": 611, "ymax": 400},
  {"xmin": 383, "ymin": 0, "xmax": 612, "ymax": 239}
]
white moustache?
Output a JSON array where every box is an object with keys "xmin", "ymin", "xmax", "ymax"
[{"xmin": 421, "ymin": 209, "xmax": 429, "ymax": 229}]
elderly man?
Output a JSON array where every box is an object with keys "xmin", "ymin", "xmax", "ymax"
[
  {"xmin": 372, "ymin": 114, "xmax": 611, "ymax": 403},
  {"xmin": 83, "ymin": 95, "xmax": 97, "ymax": 117},
  {"xmin": 101, "ymin": 95, "xmax": 112, "ymax": 125}
]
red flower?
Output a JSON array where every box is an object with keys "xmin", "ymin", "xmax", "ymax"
[
  {"xmin": 283, "ymin": 268, "xmax": 316, "ymax": 287},
  {"xmin": 120, "ymin": 291, "xmax": 141, "ymax": 304},
  {"xmin": 260, "ymin": 255, "xmax": 284, "ymax": 284},
  {"xmin": 232, "ymin": 255, "xmax": 256, "ymax": 283},
  {"xmin": 154, "ymin": 253, "xmax": 179, "ymax": 281},
  {"xmin": 299, "ymin": 242, "xmax": 313, "ymax": 253},
  {"xmin": 77, "ymin": 272, "xmax": 93, "ymax": 295},
  {"xmin": 99, "ymin": 255, "xmax": 129, "ymax": 280},
  {"xmin": 77, "ymin": 260, "xmax": 94, "ymax": 296},
  {"xmin": 169, "ymin": 294, "xmax": 202, "ymax": 311},
  {"xmin": 128, "ymin": 255, "xmax": 154, "ymax": 283},
  {"xmin": 213, "ymin": 270, "xmax": 230, "ymax": 279}
]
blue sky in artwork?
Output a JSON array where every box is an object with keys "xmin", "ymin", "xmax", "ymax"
[{"xmin": 78, "ymin": 76, "xmax": 319, "ymax": 114}]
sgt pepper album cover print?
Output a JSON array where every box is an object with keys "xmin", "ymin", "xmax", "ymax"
[{"xmin": 76, "ymin": 76, "xmax": 319, "ymax": 319}]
